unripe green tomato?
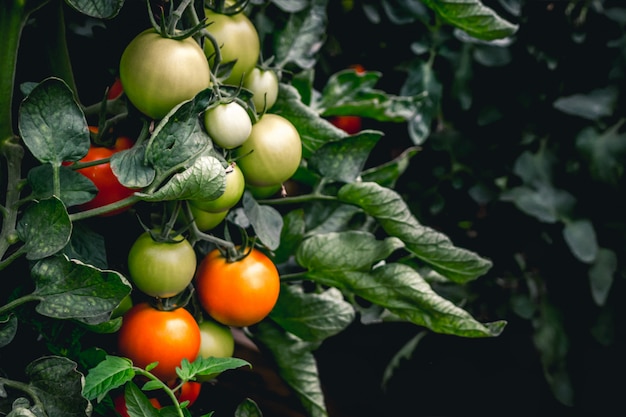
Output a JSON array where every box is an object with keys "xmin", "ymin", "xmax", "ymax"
[
  {"xmin": 246, "ymin": 183, "xmax": 281, "ymax": 199},
  {"xmin": 119, "ymin": 29, "xmax": 211, "ymax": 120},
  {"xmin": 204, "ymin": 102, "xmax": 252, "ymax": 149},
  {"xmin": 235, "ymin": 114, "xmax": 302, "ymax": 187},
  {"xmin": 189, "ymin": 204, "xmax": 228, "ymax": 232},
  {"xmin": 195, "ymin": 319, "xmax": 235, "ymax": 381},
  {"xmin": 243, "ymin": 67, "xmax": 279, "ymax": 113},
  {"xmin": 191, "ymin": 163, "xmax": 245, "ymax": 212},
  {"xmin": 203, "ymin": 9, "xmax": 260, "ymax": 85}
]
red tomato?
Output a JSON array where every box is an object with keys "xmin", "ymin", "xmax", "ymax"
[
  {"xmin": 195, "ymin": 248, "xmax": 280, "ymax": 327},
  {"xmin": 107, "ymin": 77, "xmax": 124, "ymax": 100},
  {"xmin": 176, "ymin": 381, "xmax": 202, "ymax": 407},
  {"xmin": 117, "ymin": 303, "xmax": 201, "ymax": 382},
  {"xmin": 329, "ymin": 115, "xmax": 362, "ymax": 134},
  {"xmin": 73, "ymin": 127, "xmax": 136, "ymax": 216}
]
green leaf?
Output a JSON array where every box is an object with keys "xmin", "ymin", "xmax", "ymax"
[
  {"xmin": 26, "ymin": 356, "xmax": 91, "ymax": 416},
  {"xmin": 28, "ymin": 164, "xmax": 97, "ymax": 207},
  {"xmin": 306, "ymin": 263, "xmax": 505, "ymax": 337},
  {"xmin": 361, "ymin": 146, "xmax": 421, "ymax": 188},
  {"xmin": 242, "ymin": 191, "xmax": 284, "ymax": 250},
  {"xmin": 297, "ymin": 230, "xmax": 404, "ymax": 272},
  {"xmin": 308, "ymin": 132, "xmax": 382, "ymax": 183},
  {"xmin": 270, "ymin": 285, "xmax": 355, "ymax": 342},
  {"xmin": 17, "ymin": 197, "xmax": 71, "ymax": 260},
  {"xmin": 563, "ymin": 219, "xmax": 598, "ymax": 264},
  {"xmin": 272, "ymin": 83, "xmax": 345, "ymax": 158},
  {"xmin": 305, "ymin": 203, "xmax": 363, "ymax": 236},
  {"xmin": 177, "ymin": 356, "xmax": 250, "ymax": 381},
  {"xmin": 145, "ymin": 89, "xmax": 213, "ymax": 175},
  {"xmin": 138, "ymin": 155, "xmax": 225, "ymax": 202},
  {"xmin": 338, "ymin": 182, "xmax": 493, "ymax": 282},
  {"xmin": 0, "ymin": 314, "xmax": 18, "ymax": 348},
  {"xmin": 421, "ymin": 0, "xmax": 519, "ymax": 41},
  {"xmin": 18, "ymin": 77, "xmax": 89, "ymax": 165},
  {"xmin": 234, "ymin": 398, "xmax": 263, "ymax": 417},
  {"xmin": 576, "ymin": 123, "xmax": 626, "ymax": 186},
  {"xmin": 274, "ymin": 209, "xmax": 306, "ymax": 264},
  {"xmin": 553, "ymin": 87, "xmax": 617, "ymax": 121},
  {"xmin": 124, "ymin": 381, "xmax": 161, "ymax": 417},
  {"xmin": 252, "ymin": 322, "xmax": 328, "ymax": 417},
  {"xmin": 589, "ymin": 248, "xmax": 617, "ymax": 306},
  {"xmin": 110, "ymin": 142, "xmax": 156, "ymax": 189},
  {"xmin": 65, "ymin": 0, "xmax": 124, "ymax": 19},
  {"xmin": 83, "ymin": 355, "xmax": 135, "ymax": 402},
  {"xmin": 274, "ymin": 0, "xmax": 328, "ymax": 69},
  {"xmin": 500, "ymin": 185, "xmax": 576, "ymax": 224},
  {"xmin": 64, "ymin": 222, "xmax": 108, "ymax": 269},
  {"xmin": 31, "ymin": 255, "xmax": 131, "ymax": 324}
]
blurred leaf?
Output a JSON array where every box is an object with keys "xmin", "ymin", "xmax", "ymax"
[
  {"xmin": 563, "ymin": 219, "xmax": 598, "ymax": 264},
  {"xmin": 576, "ymin": 122, "xmax": 626, "ymax": 186},
  {"xmin": 421, "ymin": 0, "xmax": 519, "ymax": 40},
  {"xmin": 18, "ymin": 77, "xmax": 89, "ymax": 165},
  {"xmin": 0, "ymin": 314, "xmax": 18, "ymax": 348},
  {"xmin": 589, "ymin": 248, "xmax": 617, "ymax": 306},
  {"xmin": 501, "ymin": 185, "xmax": 576, "ymax": 224},
  {"xmin": 17, "ymin": 197, "xmax": 71, "ymax": 260},
  {"xmin": 234, "ymin": 398, "xmax": 263, "ymax": 417},
  {"xmin": 274, "ymin": 209, "xmax": 306, "ymax": 264},
  {"xmin": 553, "ymin": 87, "xmax": 617, "ymax": 121}
]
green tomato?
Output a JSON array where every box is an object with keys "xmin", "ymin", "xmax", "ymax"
[
  {"xmin": 119, "ymin": 29, "xmax": 211, "ymax": 120},
  {"xmin": 191, "ymin": 163, "xmax": 245, "ymax": 212},
  {"xmin": 195, "ymin": 319, "xmax": 235, "ymax": 381},
  {"xmin": 127, "ymin": 231, "xmax": 197, "ymax": 298},
  {"xmin": 204, "ymin": 102, "xmax": 252, "ymax": 149},
  {"xmin": 111, "ymin": 294, "xmax": 133, "ymax": 319},
  {"xmin": 243, "ymin": 67, "xmax": 279, "ymax": 113},
  {"xmin": 235, "ymin": 114, "xmax": 302, "ymax": 187},
  {"xmin": 246, "ymin": 183, "xmax": 281, "ymax": 199},
  {"xmin": 203, "ymin": 9, "xmax": 260, "ymax": 85},
  {"xmin": 189, "ymin": 204, "xmax": 228, "ymax": 232}
]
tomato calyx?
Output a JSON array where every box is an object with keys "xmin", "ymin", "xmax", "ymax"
[
  {"xmin": 206, "ymin": 0, "xmax": 250, "ymax": 15},
  {"xmin": 149, "ymin": 283, "xmax": 195, "ymax": 312}
]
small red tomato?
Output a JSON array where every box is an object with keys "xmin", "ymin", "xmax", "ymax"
[
  {"xmin": 329, "ymin": 115, "xmax": 362, "ymax": 135},
  {"xmin": 176, "ymin": 381, "xmax": 202, "ymax": 407}
]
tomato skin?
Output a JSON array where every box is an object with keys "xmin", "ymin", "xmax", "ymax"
[
  {"xmin": 235, "ymin": 114, "xmax": 302, "ymax": 187},
  {"xmin": 203, "ymin": 9, "xmax": 260, "ymax": 85},
  {"xmin": 204, "ymin": 102, "xmax": 252, "ymax": 149},
  {"xmin": 176, "ymin": 381, "xmax": 202, "ymax": 407},
  {"xmin": 243, "ymin": 67, "xmax": 279, "ymax": 113},
  {"xmin": 119, "ymin": 29, "xmax": 211, "ymax": 120},
  {"xmin": 191, "ymin": 163, "xmax": 245, "ymax": 213},
  {"xmin": 196, "ymin": 319, "xmax": 235, "ymax": 381},
  {"xmin": 329, "ymin": 115, "xmax": 362, "ymax": 134},
  {"xmin": 195, "ymin": 248, "xmax": 280, "ymax": 327},
  {"xmin": 188, "ymin": 204, "xmax": 228, "ymax": 232},
  {"xmin": 127, "ymin": 231, "xmax": 197, "ymax": 298},
  {"xmin": 117, "ymin": 303, "xmax": 201, "ymax": 382},
  {"xmin": 107, "ymin": 77, "xmax": 123, "ymax": 100},
  {"xmin": 73, "ymin": 133, "xmax": 136, "ymax": 216}
]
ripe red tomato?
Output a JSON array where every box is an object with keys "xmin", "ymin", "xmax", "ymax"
[
  {"xmin": 329, "ymin": 115, "xmax": 362, "ymax": 134},
  {"xmin": 235, "ymin": 114, "xmax": 302, "ymax": 187},
  {"xmin": 107, "ymin": 77, "xmax": 123, "ymax": 100},
  {"xmin": 119, "ymin": 28, "xmax": 211, "ymax": 120},
  {"xmin": 117, "ymin": 303, "xmax": 201, "ymax": 382},
  {"xmin": 73, "ymin": 128, "xmax": 136, "ymax": 216},
  {"xmin": 195, "ymin": 248, "xmax": 280, "ymax": 327},
  {"xmin": 175, "ymin": 381, "xmax": 202, "ymax": 407}
]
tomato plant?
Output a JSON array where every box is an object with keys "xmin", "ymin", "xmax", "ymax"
[
  {"xmin": 68, "ymin": 128, "xmax": 136, "ymax": 216},
  {"xmin": 117, "ymin": 303, "xmax": 201, "ymax": 382},
  {"xmin": 203, "ymin": 8, "xmax": 260, "ymax": 85},
  {"xmin": 243, "ymin": 67, "xmax": 279, "ymax": 113},
  {"xmin": 203, "ymin": 101, "xmax": 252, "ymax": 149},
  {"xmin": 0, "ymin": 1, "xmax": 521, "ymax": 416},
  {"xmin": 235, "ymin": 113, "xmax": 302, "ymax": 187},
  {"xmin": 195, "ymin": 248, "xmax": 280, "ymax": 327},
  {"xmin": 127, "ymin": 231, "xmax": 197, "ymax": 298},
  {"xmin": 119, "ymin": 28, "xmax": 211, "ymax": 120}
]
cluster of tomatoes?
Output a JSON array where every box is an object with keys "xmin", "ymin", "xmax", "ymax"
[{"xmin": 67, "ymin": 6, "xmax": 300, "ymax": 415}]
